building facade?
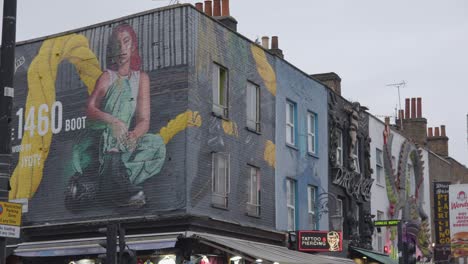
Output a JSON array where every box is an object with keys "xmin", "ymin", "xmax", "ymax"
[
  {"xmin": 369, "ymin": 115, "xmax": 432, "ymax": 262},
  {"xmin": 275, "ymin": 57, "xmax": 329, "ymax": 232}
]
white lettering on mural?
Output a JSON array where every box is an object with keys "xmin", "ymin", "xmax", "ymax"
[{"xmin": 14, "ymin": 101, "xmax": 87, "ymax": 141}]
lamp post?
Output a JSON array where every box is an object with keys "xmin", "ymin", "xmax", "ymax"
[{"xmin": 0, "ymin": 0, "xmax": 18, "ymax": 263}]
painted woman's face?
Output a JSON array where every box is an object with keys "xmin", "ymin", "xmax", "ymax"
[{"xmin": 116, "ymin": 30, "xmax": 133, "ymax": 66}]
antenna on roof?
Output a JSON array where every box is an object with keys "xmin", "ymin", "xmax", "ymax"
[
  {"xmin": 386, "ymin": 80, "xmax": 406, "ymax": 129},
  {"xmin": 152, "ymin": 0, "xmax": 181, "ymax": 4}
]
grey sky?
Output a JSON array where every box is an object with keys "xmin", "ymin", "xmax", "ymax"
[{"xmin": 2, "ymin": 0, "xmax": 467, "ymax": 164}]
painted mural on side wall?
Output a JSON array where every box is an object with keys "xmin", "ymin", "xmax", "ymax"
[
  {"xmin": 9, "ymin": 8, "xmax": 201, "ymax": 225},
  {"xmin": 381, "ymin": 122, "xmax": 432, "ymax": 260}
]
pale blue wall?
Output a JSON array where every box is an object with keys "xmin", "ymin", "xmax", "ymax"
[{"xmin": 275, "ymin": 60, "xmax": 329, "ymax": 231}]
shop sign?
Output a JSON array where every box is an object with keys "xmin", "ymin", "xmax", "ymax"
[
  {"xmin": 448, "ymin": 184, "xmax": 468, "ymax": 258},
  {"xmin": 373, "ymin": 220, "xmax": 400, "ymax": 226},
  {"xmin": 433, "ymin": 182, "xmax": 451, "ymax": 246},
  {"xmin": 0, "ymin": 201, "xmax": 22, "ymax": 238},
  {"xmin": 332, "ymin": 168, "xmax": 373, "ymax": 201},
  {"xmin": 297, "ymin": 230, "xmax": 342, "ymax": 252}
]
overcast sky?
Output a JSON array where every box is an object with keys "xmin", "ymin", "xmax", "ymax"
[{"xmin": 1, "ymin": 0, "xmax": 467, "ymax": 164}]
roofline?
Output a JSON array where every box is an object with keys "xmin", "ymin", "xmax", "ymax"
[{"xmin": 16, "ymin": 3, "xmax": 191, "ymax": 46}]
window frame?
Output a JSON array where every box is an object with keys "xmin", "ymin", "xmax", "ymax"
[
  {"xmin": 246, "ymin": 81, "xmax": 260, "ymax": 132},
  {"xmin": 211, "ymin": 152, "xmax": 230, "ymax": 208},
  {"xmin": 376, "ymin": 148, "xmax": 383, "ymax": 184},
  {"xmin": 308, "ymin": 185, "xmax": 317, "ymax": 229},
  {"xmin": 352, "ymin": 140, "xmax": 360, "ymax": 173},
  {"xmin": 307, "ymin": 112, "xmax": 317, "ymax": 155},
  {"xmin": 377, "ymin": 210, "xmax": 384, "ymax": 252},
  {"xmin": 286, "ymin": 100, "xmax": 296, "ymax": 146},
  {"xmin": 212, "ymin": 63, "xmax": 229, "ymax": 118},
  {"xmin": 336, "ymin": 129, "xmax": 343, "ymax": 166},
  {"xmin": 247, "ymin": 165, "xmax": 261, "ymax": 217},
  {"xmin": 286, "ymin": 179, "xmax": 296, "ymax": 231}
]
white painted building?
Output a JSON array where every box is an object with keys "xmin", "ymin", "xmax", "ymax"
[{"xmin": 369, "ymin": 115, "xmax": 432, "ymax": 261}]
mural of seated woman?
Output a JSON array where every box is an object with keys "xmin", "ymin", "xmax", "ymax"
[{"xmin": 65, "ymin": 23, "xmax": 166, "ymax": 210}]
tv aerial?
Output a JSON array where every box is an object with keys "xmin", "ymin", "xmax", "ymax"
[{"xmin": 386, "ymin": 80, "xmax": 406, "ymax": 128}]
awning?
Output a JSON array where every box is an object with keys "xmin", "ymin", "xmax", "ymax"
[
  {"xmin": 350, "ymin": 247, "xmax": 398, "ymax": 264},
  {"xmin": 193, "ymin": 233, "xmax": 354, "ymax": 264},
  {"xmin": 14, "ymin": 233, "xmax": 180, "ymax": 257}
]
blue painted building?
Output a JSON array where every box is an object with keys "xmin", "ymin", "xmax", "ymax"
[{"xmin": 274, "ymin": 56, "xmax": 329, "ymax": 232}]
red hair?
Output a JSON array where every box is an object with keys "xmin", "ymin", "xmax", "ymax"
[{"xmin": 107, "ymin": 23, "xmax": 141, "ymax": 71}]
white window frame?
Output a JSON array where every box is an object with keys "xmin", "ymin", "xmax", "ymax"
[
  {"xmin": 336, "ymin": 130, "xmax": 343, "ymax": 166},
  {"xmin": 212, "ymin": 63, "xmax": 228, "ymax": 117},
  {"xmin": 352, "ymin": 140, "xmax": 360, "ymax": 173},
  {"xmin": 247, "ymin": 166, "xmax": 261, "ymax": 216},
  {"xmin": 408, "ymin": 163, "xmax": 415, "ymax": 196},
  {"xmin": 212, "ymin": 152, "xmax": 230, "ymax": 208},
  {"xmin": 377, "ymin": 210, "xmax": 384, "ymax": 252},
  {"xmin": 286, "ymin": 179, "xmax": 296, "ymax": 231},
  {"xmin": 286, "ymin": 101, "xmax": 296, "ymax": 146},
  {"xmin": 246, "ymin": 82, "xmax": 260, "ymax": 132},
  {"xmin": 376, "ymin": 148, "xmax": 383, "ymax": 184},
  {"xmin": 307, "ymin": 112, "xmax": 317, "ymax": 154},
  {"xmin": 308, "ymin": 185, "xmax": 317, "ymax": 229}
]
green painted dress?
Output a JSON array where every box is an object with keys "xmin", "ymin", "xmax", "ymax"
[{"xmin": 71, "ymin": 70, "xmax": 166, "ymax": 187}]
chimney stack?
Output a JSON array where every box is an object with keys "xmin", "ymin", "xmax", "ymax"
[
  {"xmin": 214, "ymin": 0, "xmax": 237, "ymax": 31},
  {"xmin": 269, "ymin": 36, "xmax": 284, "ymax": 58},
  {"xmin": 427, "ymin": 125, "xmax": 449, "ymax": 157},
  {"xmin": 221, "ymin": 0, "xmax": 230, "ymax": 16},
  {"xmin": 417, "ymin": 97, "xmax": 422, "ymax": 118},
  {"xmin": 310, "ymin": 72, "xmax": 342, "ymax": 95},
  {"xmin": 204, "ymin": 0, "xmax": 213, "ymax": 16},
  {"xmin": 405, "ymin": 99, "xmax": 410, "ymax": 119},
  {"xmin": 213, "ymin": 0, "xmax": 221, "ymax": 16},
  {"xmin": 400, "ymin": 97, "xmax": 427, "ymax": 146},
  {"xmin": 261, "ymin": 36, "xmax": 269, "ymax": 49},
  {"xmin": 195, "ymin": 2, "xmax": 203, "ymax": 11},
  {"xmin": 411, "ymin": 98, "xmax": 416, "ymax": 119}
]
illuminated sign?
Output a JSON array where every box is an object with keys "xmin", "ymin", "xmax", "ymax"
[
  {"xmin": 297, "ymin": 231, "xmax": 342, "ymax": 252},
  {"xmin": 373, "ymin": 220, "xmax": 400, "ymax": 227}
]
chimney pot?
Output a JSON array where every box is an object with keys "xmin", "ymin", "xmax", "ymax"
[
  {"xmin": 213, "ymin": 0, "xmax": 221, "ymax": 16},
  {"xmin": 417, "ymin": 97, "xmax": 422, "ymax": 118},
  {"xmin": 261, "ymin": 36, "xmax": 269, "ymax": 49},
  {"xmin": 441, "ymin": 125, "xmax": 446, "ymax": 137},
  {"xmin": 428, "ymin": 127, "xmax": 433, "ymax": 137},
  {"xmin": 411, "ymin": 98, "xmax": 416, "ymax": 119},
  {"xmin": 195, "ymin": 2, "xmax": 203, "ymax": 11},
  {"xmin": 271, "ymin": 36, "xmax": 279, "ymax": 49},
  {"xmin": 435, "ymin": 127, "xmax": 440, "ymax": 137},
  {"xmin": 221, "ymin": 0, "xmax": 230, "ymax": 16},
  {"xmin": 204, "ymin": 0, "xmax": 213, "ymax": 16},
  {"xmin": 405, "ymin": 98, "xmax": 410, "ymax": 119}
]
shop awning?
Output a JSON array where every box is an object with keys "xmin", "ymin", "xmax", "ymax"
[
  {"xmin": 193, "ymin": 233, "xmax": 354, "ymax": 264},
  {"xmin": 350, "ymin": 247, "xmax": 398, "ymax": 264},
  {"xmin": 14, "ymin": 233, "xmax": 180, "ymax": 257}
]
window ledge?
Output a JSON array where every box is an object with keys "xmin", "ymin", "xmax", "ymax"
[
  {"xmin": 246, "ymin": 126, "xmax": 261, "ymax": 135},
  {"xmin": 211, "ymin": 204, "xmax": 229, "ymax": 210},
  {"xmin": 286, "ymin": 143, "xmax": 298, "ymax": 151},
  {"xmin": 211, "ymin": 111, "xmax": 229, "ymax": 121},
  {"xmin": 246, "ymin": 213, "xmax": 261, "ymax": 219},
  {"xmin": 376, "ymin": 183, "xmax": 385, "ymax": 188},
  {"xmin": 307, "ymin": 152, "xmax": 319, "ymax": 159}
]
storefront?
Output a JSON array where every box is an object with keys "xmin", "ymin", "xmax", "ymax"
[{"xmin": 10, "ymin": 231, "xmax": 354, "ymax": 264}]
